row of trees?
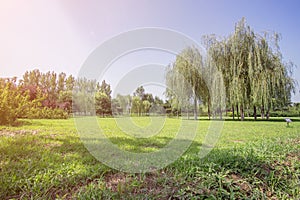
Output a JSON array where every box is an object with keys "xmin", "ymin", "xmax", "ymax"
[
  {"xmin": 96, "ymin": 86, "xmax": 166, "ymax": 117},
  {"xmin": 73, "ymin": 78, "xmax": 166, "ymax": 116},
  {"xmin": 1, "ymin": 19, "xmax": 297, "ymax": 124},
  {"xmin": 0, "ymin": 75, "xmax": 69, "ymax": 125},
  {"xmin": 166, "ymin": 18, "xmax": 296, "ymax": 120},
  {"xmin": 0, "ymin": 69, "xmax": 167, "ymax": 125}
]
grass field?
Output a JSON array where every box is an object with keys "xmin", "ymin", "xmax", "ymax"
[{"xmin": 0, "ymin": 117, "xmax": 299, "ymax": 199}]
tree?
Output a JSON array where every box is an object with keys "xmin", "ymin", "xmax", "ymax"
[
  {"xmin": 142, "ymin": 100, "xmax": 151, "ymax": 115},
  {"xmin": 131, "ymin": 96, "xmax": 142, "ymax": 116},
  {"xmin": 150, "ymin": 96, "xmax": 165, "ymax": 115},
  {"xmin": 132, "ymin": 86, "xmax": 148, "ymax": 116},
  {"xmin": 95, "ymin": 92, "xmax": 112, "ymax": 117},
  {"xmin": 94, "ymin": 80, "xmax": 112, "ymax": 116},
  {"xmin": 58, "ymin": 90, "xmax": 72, "ymax": 113},
  {"xmin": 115, "ymin": 94, "xmax": 131, "ymax": 115},
  {"xmin": 134, "ymin": 86, "xmax": 145, "ymax": 99},
  {"xmin": 165, "ymin": 63, "xmax": 192, "ymax": 119},
  {"xmin": 73, "ymin": 78, "xmax": 98, "ymax": 115},
  {"xmin": 111, "ymin": 98, "xmax": 123, "ymax": 115},
  {"xmin": 143, "ymin": 93, "xmax": 154, "ymax": 103},
  {"xmin": 165, "ymin": 47, "xmax": 210, "ymax": 120},
  {"xmin": 57, "ymin": 72, "xmax": 66, "ymax": 93},
  {"xmin": 0, "ymin": 78, "xmax": 30, "ymax": 125},
  {"xmin": 204, "ymin": 18, "xmax": 296, "ymax": 120},
  {"xmin": 65, "ymin": 75, "xmax": 75, "ymax": 91},
  {"xmin": 98, "ymin": 80, "xmax": 112, "ymax": 98}
]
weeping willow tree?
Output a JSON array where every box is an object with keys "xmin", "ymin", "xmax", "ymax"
[
  {"xmin": 166, "ymin": 18, "xmax": 295, "ymax": 121},
  {"xmin": 250, "ymin": 33, "xmax": 296, "ymax": 120},
  {"xmin": 165, "ymin": 63, "xmax": 192, "ymax": 118},
  {"xmin": 165, "ymin": 47, "xmax": 202, "ymax": 120},
  {"xmin": 165, "ymin": 47, "xmax": 224, "ymax": 120},
  {"xmin": 205, "ymin": 18, "xmax": 296, "ymax": 120}
]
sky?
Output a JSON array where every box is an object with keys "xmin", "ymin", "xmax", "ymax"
[{"xmin": 1, "ymin": 0, "xmax": 300, "ymax": 101}]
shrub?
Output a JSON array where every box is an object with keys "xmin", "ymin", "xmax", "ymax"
[
  {"xmin": 25, "ymin": 107, "xmax": 69, "ymax": 119},
  {"xmin": 269, "ymin": 110, "xmax": 300, "ymax": 117},
  {"xmin": 0, "ymin": 79, "xmax": 30, "ymax": 125},
  {"xmin": 227, "ymin": 111, "xmax": 239, "ymax": 117}
]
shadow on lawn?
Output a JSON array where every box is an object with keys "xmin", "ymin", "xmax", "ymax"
[
  {"xmin": 180, "ymin": 117, "xmax": 300, "ymax": 122},
  {"xmin": 79, "ymin": 135, "xmax": 272, "ymax": 173},
  {"xmin": 2, "ymin": 130, "xmax": 298, "ymax": 199},
  {"xmin": 76, "ymin": 136, "xmax": 296, "ymax": 198}
]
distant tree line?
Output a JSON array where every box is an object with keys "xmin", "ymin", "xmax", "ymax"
[
  {"xmin": 166, "ymin": 18, "xmax": 297, "ymax": 121},
  {"xmin": 1, "ymin": 18, "xmax": 298, "ymax": 125},
  {"xmin": 0, "ymin": 69, "xmax": 167, "ymax": 125},
  {"xmin": 0, "ymin": 69, "xmax": 77, "ymax": 125}
]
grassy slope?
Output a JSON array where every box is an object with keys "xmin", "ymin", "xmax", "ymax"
[{"xmin": 0, "ymin": 117, "xmax": 299, "ymax": 199}]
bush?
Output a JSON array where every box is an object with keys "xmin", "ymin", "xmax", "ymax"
[
  {"xmin": 25, "ymin": 107, "xmax": 69, "ymax": 119},
  {"xmin": 227, "ymin": 111, "xmax": 238, "ymax": 117},
  {"xmin": 0, "ymin": 79, "xmax": 30, "ymax": 125},
  {"xmin": 269, "ymin": 110, "xmax": 300, "ymax": 117}
]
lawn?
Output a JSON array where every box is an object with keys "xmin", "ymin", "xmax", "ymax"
[{"xmin": 0, "ymin": 117, "xmax": 299, "ymax": 199}]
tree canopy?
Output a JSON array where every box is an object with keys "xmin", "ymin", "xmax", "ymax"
[{"xmin": 166, "ymin": 18, "xmax": 296, "ymax": 120}]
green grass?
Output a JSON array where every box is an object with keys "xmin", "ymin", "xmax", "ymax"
[{"xmin": 0, "ymin": 117, "xmax": 299, "ymax": 199}]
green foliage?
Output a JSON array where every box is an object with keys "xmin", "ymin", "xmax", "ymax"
[
  {"xmin": 95, "ymin": 92, "xmax": 112, "ymax": 117},
  {"xmin": 0, "ymin": 78, "xmax": 30, "ymax": 125},
  {"xmin": 227, "ymin": 111, "xmax": 239, "ymax": 117},
  {"xmin": 269, "ymin": 110, "xmax": 300, "ymax": 117},
  {"xmin": 131, "ymin": 96, "xmax": 142, "ymax": 116},
  {"xmin": 142, "ymin": 100, "xmax": 151, "ymax": 115},
  {"xmin": 130, "ymin": 86, "xmax": 159, "ymax": 116},
  {"xmin": 25, "ymin": 107, "xmax": 69, "ymax": 119},
  {"xmin": 94, "ymin": 80, "xmax": 113, "ymax": 117},
  {"xmin": 73, "ymin": 78, "xmax": 98, "ymax": 115},
  {"xmin": 206, "ymin": 18, "xmax": 296, "ymax": 120},
  {"xmin": 167, "ymin": 18, "xmax": 296, "ymax": 121},
  {"xmin": 114, "ymin": 94, "xmax": 131, "ymax": 115},
  {"xmin": 165, "ymin": 47, "xmax": 209, "ymax": 120},
  {"xmin": 134, "ymin": 86, "xmax": 145, "ymax": 99}
]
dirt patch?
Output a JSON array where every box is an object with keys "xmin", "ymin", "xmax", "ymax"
[
  {"xmin": 286, "ymin": 152, "xmax": 300, "ymax": 161},
  {"xmin": 0, "ymin": 129, "xmax": 39, "ymax": 137},
  {"xmin": 74, "ymin": 170, "xmax": 178, "ymax": 198},
  {"xmin": 232, "ymin": 140, "xmax": 244, "ymax": 143},
  {"xmin": 52, "ymin": 171, "xmax": 176, "ymax": 199},
  {"xmin": 43, "ymin": 142, "xmax": 62, "ymax": 149},
  {"xmin": 104, "ymin": 172, "xmax": 129, "ymax": 192},
  {"xmin": 225, "ymin": 173, "xmax": 253, "ymax": 195},
  {"xmin": 290, "ymin": 138, "xmax": 300, "ymax": 145}
]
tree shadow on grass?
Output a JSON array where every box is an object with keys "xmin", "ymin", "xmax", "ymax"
[
  {"xmin": 0, "ymin": 133, "xmax": 109, "ymax": 199},
  {"xmin": 179, "ymin": 117, "xmax": 300, "ymax": 122},
  {"xmin": 79, "ymin": 135, "xmax": 299, "ymax": 198},
  {"xmin": 2, "ymin": 130, "xmax": 298, "ymax": 199}
]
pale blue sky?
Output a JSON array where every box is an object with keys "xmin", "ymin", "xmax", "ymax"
[{"xmin": 1, "ymin": 0, "xmax": 299, "ymax": 101}]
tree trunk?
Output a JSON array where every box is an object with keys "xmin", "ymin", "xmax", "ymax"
[
  {"xmin": 207, "ymin": 96, "xmax": 211, "ymax": 120},
  {"xmin": 240, "ymin": 105, "xmax": 244, "ymax": 121},
  {"xmin": 247, "ymin": 106, "xmax": 250, "ymax": 117},
  {"xmin": 208, "ymin": 103, "xmax": 211, "ymax": 120},
  {"xmin": 236, "ymin": 105, "xmax": 239, "ymax": 120},
  {"xmin": 232, "ymin": 105, "xmax": 235, "ymax": 120},
  {"xmin": 261, "ymin": 106, "xmax": 265, "ymax": 119},
  {"xmin": 187, "ymin": 108, "xmax": 189, "ymax": 120},
  {"xmin": 193, "ymin": 96, "xmax": 197, "ymax": 120},
  {"xmin": 253, "ymin": 106, "xmax": 257, "ymax": 120},
  {"xmin": 266, "ymin": 107, "xmax": 270, "ymax": 120}
]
